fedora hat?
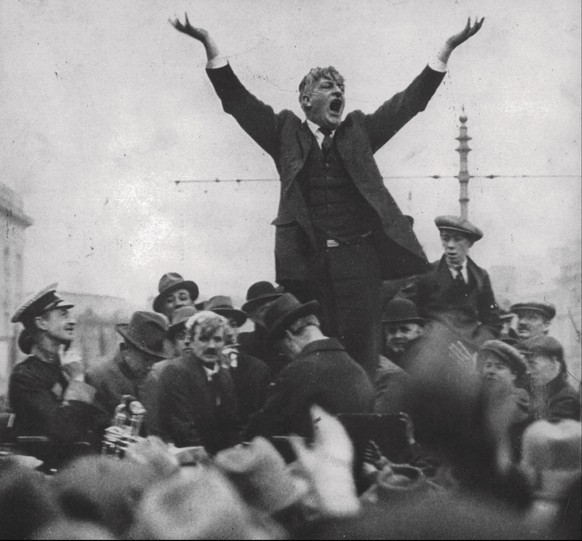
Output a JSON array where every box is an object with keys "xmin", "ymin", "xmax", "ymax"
[
  {"xmin": 241, "ymin": 281, "xmax": 283, "ymax": 315},
  {"xmin": 116, "ymin": 311, "xmax": 169, "ymax": 358},
  {"xmin": 12, "ymin": 283, "xmax": 74, "ymax": 327},
  {"xmin": 168, "ymin": 306, "xmax": 198, "ymax": 337},
  {"xmin": 435, "ymin": 215, "xmax": 483, "ymax": 242},
  {"xmin": 382, "ymin": 298, "xmax": 424, "ymax": 324},
  {"xmin": 204, "ymin": 296, "xmax": 247, "ymax": 327},
  {"xmin": 263, "ymin": 293, "xmax": 319, "ymax": 342},
  {"xmin": 152, "ymin": 273, "xmax": 199, "ymax": 314}
]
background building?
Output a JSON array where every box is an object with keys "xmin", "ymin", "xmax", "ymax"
[{"xmin": 0, "ymin": 183, "xmax": 32, "ymax": 404}]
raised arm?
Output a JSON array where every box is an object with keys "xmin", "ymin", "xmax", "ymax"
[
  {"xmin": 170, "ymin": 13, "xmax": 221, "ymax": 63},
  {"xmin": 436, "ymin": 16, "xmax": 485, "ymax": 65}
]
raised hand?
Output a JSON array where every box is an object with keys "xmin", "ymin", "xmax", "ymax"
[
  {"xmin": 446, "ymin": 16, "xmax": 485, "ymax": 50},
  {"xmin": 169, "ymin": 12, "xmax": 209, "ymax": 43}
]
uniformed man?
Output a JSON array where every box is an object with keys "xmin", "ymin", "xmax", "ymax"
[{"xmin": 8, "ymin": 284, "xmax": 106, "ymax": 460}]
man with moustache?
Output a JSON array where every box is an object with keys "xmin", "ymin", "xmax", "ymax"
[
  {"xmin": 510, "ymin": 302, "xmax": 556, "ymax": 342},
  {"xmin": 170, "ymin": 14, "xmax": 484, "ymax": 377},
  {"xmin": 158, "ymin": 311, "xmax": 241, "ymax": 453}
]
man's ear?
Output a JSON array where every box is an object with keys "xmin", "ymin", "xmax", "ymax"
[
  {"xmin": 34, "ymin": 315, "xmax": 48, "ymax": 331},
  {"xmin": 300, "ymin": 93, "xmax": 311, "ymax": 110}
]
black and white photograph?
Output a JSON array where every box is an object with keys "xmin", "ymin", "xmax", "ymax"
[{"xmin": 0, "ymin": 1, "xmax": 580, "ymax": 538}]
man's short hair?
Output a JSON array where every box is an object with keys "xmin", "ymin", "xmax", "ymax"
[
  {"xmin": 189, "ymin": 311, "xmax": 228, "ymax": 341},
  {"xmin": 298, "ymin": 67, "xmax": 344, "ymax": 106},
  {"xmin": 287, "ymin": 314, "xmax": 320, "ymax": 336}
]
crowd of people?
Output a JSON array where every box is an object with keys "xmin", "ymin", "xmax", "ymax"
[{"xmin": 1, "ymin": 11, "xmax": 580, "ymax": 540}]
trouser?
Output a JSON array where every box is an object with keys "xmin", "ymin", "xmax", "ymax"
[{"xmin": 284, "ymin": 236, "xmax": 382, "ymax": 378}]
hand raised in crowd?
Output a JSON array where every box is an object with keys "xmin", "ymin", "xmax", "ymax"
[
  {"xmin": 59, "ymin": 345, "xmax": 85, "ymax": 383},
  {"xmin": 125, "ymin": 436, "xmax": 181, "ymax": 478},
  {"xmin": 446, "ymin": 16, "xmax": 485, "ymax": 49},
  {"xmin": 289, "ymin": 405, "xmax": 359, "ymax": 517}
]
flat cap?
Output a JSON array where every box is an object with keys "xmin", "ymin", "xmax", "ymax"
[
  {"xmin": 479, "ymin": 339, "xmax": 528, "ymax": 377},
  {"xmin": 435, "ymin": 215, "xmax": 483, "ymax": 241},
  {"xmin": 11, "ymin": 283, "xmax": 74, "ymax": 326},
  {"xmin": 510, "ymin": 302, "xmax": 556, "ymax": 321}
]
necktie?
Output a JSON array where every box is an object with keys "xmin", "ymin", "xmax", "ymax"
[
  {"xmin": 454, "ymin": 266, "xmax": 465, "ymax": 285},
  {"xmin": 319, "ymin": 127, "xmax": 333, "ymax": 155}
]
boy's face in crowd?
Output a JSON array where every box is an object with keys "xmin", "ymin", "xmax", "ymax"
[
  {"xmin": 440, "ymin": 230, "xmax": 473, "ymax": 267},
  {"xmin": 383, "ymin": 321, "xmax": 422, "ymax": 354},
  {"xmin": 478, "ymin": 352, "xmax": 516, "ymax": 387},
  {"xmin": 172, "ymin": 328, "xmax": 192, "ymax": 356}
]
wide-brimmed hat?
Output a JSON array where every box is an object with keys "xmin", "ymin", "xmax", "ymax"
[
  {"xmin": 116, "ymin": 311, "xmax": 169, "ymax": 358},
  {"xmin": 152, "ymin": 273, "xmax": 199, "ymax": 314},
  {"xmin": 168, "ymin": 306, "xmax": 198, "ymax": 338},
  {"xmin": 241, "ymin": 281, "xmax": 283, "ymax": 315},
  {"xmin": 263, "ymin": 293, "xmax": 319, "ymax": 342},
  {"xmin": 11, "ymin": 283, "xmax": 74, "ymax": 327},
  {"xmin": 478, "ymin": 339, "xmax": 528, "ymax": 377},
  {"xmin": 510, "ymin": 302, "xmax": 556, "ymax": 321},
  {"xmin": 382, "ymin": 298, "xmax": 424, "ymax": 324},
  {"xmin": 204, "ymin": 296, "xmax": 247, "ymax": 327},
  {"xmin": 435, "ymin": 215, "xmax": 483, "ymax": 242}
]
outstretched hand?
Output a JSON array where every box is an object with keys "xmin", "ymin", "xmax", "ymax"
[
  {"xmin": 447, "ymin": 16, "xmax": 485, "ymax": 49},
  {"xmin": 169, "ymin": 13, "xmax": 209, "ymax": 43}
]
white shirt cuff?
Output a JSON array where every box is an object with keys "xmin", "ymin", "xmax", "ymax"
[
  {"xmin": 428, "ymin": 55, "xmax": 448, "ymax": 73},
  {"xmin": 206, "ymin": 57, "xmax": 228, "ymax": 69}
]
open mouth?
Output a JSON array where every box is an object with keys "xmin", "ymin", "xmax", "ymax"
[{"xmin": 329, "ymin": 99, "xmax": 343, "ymax": 114}]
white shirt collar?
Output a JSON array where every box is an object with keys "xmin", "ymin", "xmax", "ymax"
[
  {"xmin": 305, "ymin": 119, "xmax": 335, "ymax": 144},
  {"xmin": 447, "ymin": 258, "xmax": 469, "ymax": 282},
  {"xmin": 203, "ymin": 363, "xmax": 220, "ymax": 381}
]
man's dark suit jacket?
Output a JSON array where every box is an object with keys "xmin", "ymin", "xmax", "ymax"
[
  {"xmin": 229, "ymin": 352, "xmax": 271, "ymax": 425},
  {"xmin": 158, "ymin": 352, "xmax": 241, "ymax": 453},
  {"xmin": 402, "ymin": 255, "xmax": 501, "ymax": 340},
  {"xmin": 206, "ymin": 64, "xmax": 445, "ymax": 282},
  {"xmin": 246, "ymin": 338, "xmax": 374, "ymax": 439}
]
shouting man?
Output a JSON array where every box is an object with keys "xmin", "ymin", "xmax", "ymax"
[{"xmin": 171, "ymin": 14, "xmax": 484, "ymax": 376}]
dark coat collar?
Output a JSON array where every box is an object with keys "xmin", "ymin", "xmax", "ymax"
[{"xmin": 299, "ymin": 337, "xmax": 345, "ymax": 358}]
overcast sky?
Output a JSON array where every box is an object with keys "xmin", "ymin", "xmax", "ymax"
[{"xmin": 1, "ymin": 0, "xmax": 580, "ymax": 308}]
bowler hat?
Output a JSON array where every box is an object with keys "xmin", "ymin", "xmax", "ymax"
[
  {"xmin": 152, "ymin": 273, "xmax": 199, "ymax": 314},
  {"xmin": 478, "ymin": 339, "xmax": 528, "ymax": 377},
  {"xmin": 382, "ymin": 298, "xmax": 424, "ymax": 324},
  {"xmin": 116, "ymin": 311, "xmax": 168, "ymax": 359},
  {"xmin": 12, "ymin": 283, "xmax": 74, "ymax": 327},
  {"xmin": 263, "ymin": 293, "xmax": 319, "ymax": 342},
  {"xmin": 435, "ymin": 215, "xmax": 483, "ymax": 241},
  {"xmin": 204, "ymin": 296, "xmax": 248, "ymax": 327},
  {"xmin": 510, "ymin": 302, "xmax": 556, "ymax": 321},
  {"xmin": 168, "ymin": 306, "xmax": 198, "ymax": 337},
  {"xmin": 241, "ymin": 281, "xmax": 283, "ymax": 315}
]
